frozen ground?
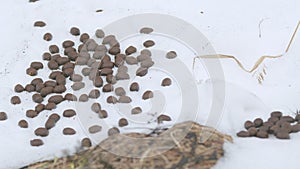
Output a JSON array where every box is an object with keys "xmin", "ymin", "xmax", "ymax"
[{"xmin": 0, "ymin": 0, "xmax": 300, "ymax": 168}]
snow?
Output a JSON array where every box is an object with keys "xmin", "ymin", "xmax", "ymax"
[{"xmin": 0, "ymin": 0, "xmax": 300, "ymax": 168}]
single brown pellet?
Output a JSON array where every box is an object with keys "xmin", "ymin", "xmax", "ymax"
[
  {"xmin": 271, "ymin": 111, "xmax": 283, "ymax": 118},
  {"xmin": 89, "ymin": 125, "xmax": 102, "ymax": 134},
  {"xmin": 91, "ymin": 103, "xmax": 101, "ymax": 113},
  {"xmin": 140, "ymin": 27, "xmax": 154, "ymax": 34},
  {"xmin": 45, "ymin": 118, "xmax": 56, "ymax": 130},
  {"xmin": 49, "ymin": 45, "xmax": 59, "ymax": 54},
  {"xmin": 118, "ymin": 96, "xmax": 132, "ymax": 103},
  {"xmin": 108, "ymin": 46, "xmax": 121, "ymax": 55},
  {"xmin": 80, "ymin": 33, "xmax": 90, "ymax": 43},
  {"xmin": 93, "ymin": 76, "xmax": 103, "ymax": 87},
  {"xmin": 30, "ymin": 62, "xmax": 44, "ymax": 70},
  {"xmin": 166, "ymin": 51, "xmax": 177, "ymax": 59},
  {"xmin": 248, "ymin": 127, "xmax": 257, "ymax": 136},
  {"xmin": 14, "ymin": 84, "xmax": 25, "ymax": 93},
  {"xmin": 100, "ymin": 68, "xmax": 113, "ymax": 76},
  {"xmin": 140, "ymin": 49, "xmax": 152, "ymax": 56},
  {"xmin": 130, "ymin": 82, "xmax": 139, "ymax": 92},
  {"xmin": 98, "ymin": 110, "xmax": 108, "ymax": 119},
  {"xmin": 40, "ymin": 86, "xmax": 54, "ymax": 97},
  {"xmin": 136, "ymin": 67, "xmax": 148, "ymax": 77},
  {"xmin": 62, "ymin": 40, "xmax": 75, "ymax": 48},
  {"xmin": 56, "ymin": 57, "xmax": 70, "ymax": 66},
  {"xmin": 49, "ymin": 113, "xmax": 60, "ymax": 122},
  {"xmin": 143, "ymin": 40, "xmax": 155, "ymax": 48},
  {"xmin": 53, "ymin": 85, "xmax": 66, "ymax": 93},
  {"xmin": 125, "ymin": 46, "xmax": 137, "ymax": 55},
  {"xmin": 42, "ymin": 52, "xmax": 51, "ymax": 61},
  {"xmin": 237, "ymin": 131, "xmax": 250, "ymax": 137},
  {"xmin": 18, "ymin": 120, "xmax": 28, "ymax": 128},
  {"xmin": 280, "ymin": 116, "xmax": 295, "ymax": 123},
  {"xmin": 256, "ymin": 131, "xmax": 269, "ymax": 138},
  {"xmin": 44, "ymin": 80, "xmax": 57, "ymax": 87},
  {"xmin": 26, "ymin": 67, "xmax": 37, "ymax": 76},
  {"xmin": 48, "ymin": 60, "xmax": 59, "ymax": 70},
  {"xmin": 157, "ymin": 114, "xmax": 171, "ymax": 123},
  {"xmin": 64, "ymin": 93, "xmax": 77, "ymax": 101},
  {"xmin": 115, "ymin": 87, "xmax": 126, "ymax": 96},
  {"xmin": 125, "ymin": 56, "xmax": 138, "ymax": 65},
  {"xmin": 140, "ymin": 58, "xmax": 154, "ymax": 68},
  {"xmin": 30, "ymin": 139, "xmax": 44, "ymax": 147},
  {"xmin": 62, "ymin": 68, "xmax": 74, "ymax": 77},
  {"xmin": 63, "ymin": 109, "xmax": 76, "ymax": 118},
  {"xmin": 95, "ymin": 29, "xmax": 105, "ymax": 38},
  {"xmin": 102, "ymin": 84, "xmax": 114, "ymax": 92},
  {"xmin": 34, "ymin": 21, "xmax": 46, "ymax": 27},
  {"xmin": 35, "ymin": 104, "xmax": 45, "ymax": 113},
  {"xmin": 108, "ymin": 127, "xmax": 120, "ymax": 136},
  {"xmin": 25, "ymin": 84, "xmax": 35, "ymax": 92},
  {"xmin": 161, "ymin": 78, "xmax": 172, "ymax": 87},
  {"xmin": 107, "ymin": 96, "xmax": 118, "ymax": 104},
  {"xmin": 142, "ymin": 91, "xmax": 153, "ymax": 100},
  {"xmin": 48, "ymin": 95, "xmax": 64, "ymax": 104},
  {"xmin": 131, "ymin": 107, "xmax": 142, "ymax": 115},
  {"xmin": 63, "ymin": 127, "xmax": 76, "ymax": 135},
  {"xmin": 45, "ymin": 102, "xmax": 56, "ymax": 110},
  {"xmin": 79, "ymin": 94, "xmax": 89, "ymax": 102},
  {"xmin": 70, "ymin": 27, "xmax": 80, "ymax": 36},
  {"xmin": 0, "ymin": 112, "xmax": 7, "ymax": 121},
  {"xmin": 81, "ymin": 67, "xmax": 91, "ymax": 76},
  {"xmin": 88, "ymin": 89, "xmax": 101, "ymax": 99},
  {"xmin": 32, "ymin": 93, "xmax": 44, "ymax": 103},
  {"xmin": 244, "ymin": 120, "xmax": 254, "ymax": 130},
  {"xmin": 34, "ymin": 127, "xmax": 49, "ymax": 137},
  {"xmin": 43, "ymin": 33, "xmax": 52, "ymax": 41},
  {"xmin": 81, "ymin": 138, "xmax": 92, "ymax": 148},
  {"xmin": 71, "ymin": 82, "xmax": 85, "ymax": 91},
  {"xmin": 119, "ymin": 118, "xmax": 128, "ymax": 127},
  {"xmin": 254, "ymin": 118, "xmax": 264, "ymax": 127},
  {"xmin": 26, "ymin": 110, "xmax": 38, "ymax": 118},
  {"xmin": 11, "ymin": 96, "xmax": 21, "ymax": 105},
  {"xmin": 31, "ymin": 78, "xmax": 43, "ymax": 86}
]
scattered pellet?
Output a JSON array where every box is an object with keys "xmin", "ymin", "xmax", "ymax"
[
  {"xmin": 11, "ymin": 96, "xmax": 21, "ymax": 105},
  {"xmin": 49, "ymin": 113, "xmax": 60, "ymax": 123},
  {"xmin": 43, "ymin": 33, "xmax": 52, "ymax": 41},
  {"xmin": 136, "ymin": 67, "xmax": 148, "ymax": 77},
  {"xmin": 254, "ymin": 118, "xmax": 263, "ymax": 127},
  {"xmin": 45, "ymin": 102, "xmax": 56, "ymax": 110},
  {"xmin": 248, "ymin": 127, "xmax": 257, "ymax": 136},
  {"xmin": 130, "ymin": 82, "xmax": 139, "ymax": 92},
  {"xmin": 89, "ymin": 89, "xmax": 101, "ymax": 99},
  {"xmin": 142, "ymin": 90, "xmax": 153, "ymax": 100},
  {"xmin": 81, "ymin": 138, "xmax": 92, "ymax": 148},
  {"xmin": 236, "ymin": 131, "xmax": 250, "ymax": 137},
  {"xmin": 71, "ymin": 82, "xmax": 85, "ymax": 91},
  {"xmin": 70, "ymin": 27, "xmax": 80, "ymax": 36},
  {"xmin": 166, "ymin": 51, "xmax": 177, "ymax": 59},
  {"xmin": 161, "ymin": 78, "xmax": 172, "ymax": 87},
  {"xmin": 125, "ymin": 46, "xmax": 137, "ymax": 55},
  {"xmin": 125, "ymin": 56, "xmax": 138, "ymax": 65},
  {"xmin": 79, "ymin": 94, "xmax": 89, "ymax": 102},
  {"xmin": 64, "ymin": 93, "xmax": 77, "ymax": 101},
  {"xmin": 18, "ymin": 120, "xmax": 28, "ymax": 128},
  {"xmin": 131, "ymin": 107, "xmax": 142, "ymax": 115},
  {"xmin": 45, "ymin": 118, "xmax": 56, "ymax": 130},
  {"xmin": 93, "ymin": 76, "xmax": 103, "ymax": 87},
  {"xmin": 106, "ymin": 74, "xmax": 117, "ymax": 84},
  {"xmin": 143, "ymin": 40, "xmax": 155, "ymax": 48},
  {"xmin": 14, "ymin": 84, "xmax": 25, "ymax": 93},
  {"xmin": 48, "ymin": 95, "xmax": 64, "ymax": 104},
  {"xmin": 140, "ymin": 58, "xmax": 154, "ymax": 68},
  {"xmin": 32, "ymin": 93, "xmax": 44, "ymax": 103},
  {"xmin": 102, "ymin": 84, "xmax": 114, "ymax": 92},
  {"xmin": 107, "ymin": 96, "xmax": 118, "ymax": 104},
  {"xmin": 89, "ymin": 125, "xmax": 102, "ymax": 134},
  {"xmin": 35, "ymin": 104, "xmax": 45, "ymax": 113},
  {"xmin": 34, "ymin": 21, "xmax": 46, "ymax": 27},
  {"xmin": 95, "ymin": 29, "xmax": 105, "ymax": 38},
  {"xmin": 140, "ymin": 27, "xmax": 154, "ymax": 34},
  {"xmin": 30, "ymin": 62, "xmax": 44, "ymax": 70},
  {"xmin": 108, "ymin": 127, "xmax": 120, "ymax": 136},
  {"xmin": 30, "ymin": 139, "xmax": 44, "ymax": 147},
  {"xmin": 63, "ymin": 127, "xmax": 76, "ymax": 135},
  {"xmin": 118, "ymin": 96, "xmax": 132, "ymax": 103},
  {"xmin": 25, "ymin": 84, "xmax": 35, "ymax": 92},
  {"xmin": 26, "ymin": 67, "xmax": 37, "ymax": 76},
  {"xmin": 98, "ymin": 110, "xmax": 108, "ymax": 119},
  {"xmin": 26, "ymin": 110, "xmax": 38, "ymax": 118},
  {"xmin": 34, "ymin": 127, "xmax": 49, "ymax": 137},
  {"xmin": 115, "ymin": 87, "xmax": 126, "ymax": 96},
  {"xmin": 42, "ymin": 52, "xmax": 51, "ymax": 61},
  {"xmin": 0, "ymin": 112, "xmax": 7, "ymax": 121},
  {"xmin": 40, "ymin": 86, "xmax": 53, "ymax": 97},
  {"xmin": 63, "ymin": 109, "xmax": 76, "ymax": 118},
  {"xmin": 119, "ymin": 118, "xmax": 128, "ymax": 127},
  {"xmin": 157, "ymin": 114, "xmax": 171, "ymax": 123},
  {"xmin": 49, "ymin": 45, "xmax": 59, "ymax": 54},
  {"xmin": 91, "ymin": 103, "xmax": 101, "ymax": 113},
  {"xmin": 256, "ymin": 131, "xmax": 269, "ymax": 138},
  {"xmin": 80, "ymin": 33, "xmax": 90, "ymax": 43},
  {"xmin": 271, "ymin": 111, "xmax": 283, "ymax": 118},
  {"xmin": 53, "ymin": 85, "xmax": 66, "ymax": 93}
]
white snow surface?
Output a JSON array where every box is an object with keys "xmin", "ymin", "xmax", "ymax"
[{"xmin": 0, "ymin": 0, "xmax": 300, "ymax": 169}]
